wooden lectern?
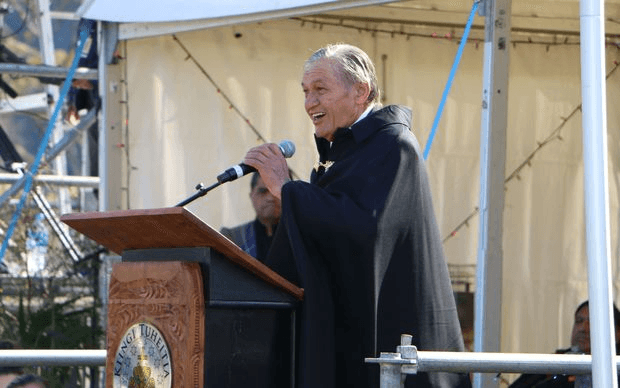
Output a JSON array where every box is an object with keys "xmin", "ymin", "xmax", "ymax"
[{"xmin": 61, "ymin": 207, "xmax": 303, "ymax": 388}]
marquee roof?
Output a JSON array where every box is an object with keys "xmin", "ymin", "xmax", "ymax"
[{"xmin": 78, "ymin": 0, "xmax": 620, "ymax": 40}]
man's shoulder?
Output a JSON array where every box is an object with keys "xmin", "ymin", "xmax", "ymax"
[
  {"xmin": 370, "ymin": 104, "xmax": 412, "ymax": 125},
  {"xmin": 221, "ymin": 220, "xmax": 254, "ymax": 235},
  {"xmin": 367, "ymin": 107, "xmax": 421, "ymax": 155},
  {"xmin": 220, "ymin": 220, "xmax": 258, "ymax": 256}
]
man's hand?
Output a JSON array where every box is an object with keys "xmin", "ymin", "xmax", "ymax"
[{"xmin": 243, "ymin": 143, "xmax": 291, "ymax": 200}]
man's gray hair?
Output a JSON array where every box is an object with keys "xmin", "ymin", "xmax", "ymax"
[{"xmin": 304, "ymin": 43, "xmax": 381, "ymax": 105}]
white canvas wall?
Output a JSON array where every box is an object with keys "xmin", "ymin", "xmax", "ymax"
[{"xmin": 121, "ymin": 18, "xmax": 620, "ymax": 367}]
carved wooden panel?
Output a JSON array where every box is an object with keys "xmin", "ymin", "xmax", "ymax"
[{"xmin": 105, "ymin": 261, "xmax": 205, "ymax": 387}]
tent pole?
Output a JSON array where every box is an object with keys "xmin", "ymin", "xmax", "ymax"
[
  {"xmin": 579, "ymin": 0, "xmax": 617, "ymax": 387},
  {"xmin": 98, "ymin": 20, "xmax": 108, "ymax": 212},
  {"xmin": 474, "ymin": 0, "xmax": 510, "ymax": 387}
]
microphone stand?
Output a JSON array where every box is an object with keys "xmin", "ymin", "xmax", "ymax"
[{"xmin": 175, "ymin": 181, "xmax": 221, "ymax": 207}]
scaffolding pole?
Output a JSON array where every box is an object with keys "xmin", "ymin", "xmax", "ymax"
[
  {"xmin": 367, "ymin": 349, "xmax": 619, "ymax": 375},
  {"xmin": 0, "ymin": 63, "xmax": 97, "ymax": 80},
  {"xmin": 579, "ymin": 0, "xmax": 617, "ymax": 387},
  {"xmin": 0, "ymin": 174, "xmax": 99, "ymax": 188},
  {"xmin": 367, "ymin": 336, "xmax": 619, "ymax": 387},
  {"xmin": 0, "ymin": 350, "xmax": 106, "ymax": 366}
]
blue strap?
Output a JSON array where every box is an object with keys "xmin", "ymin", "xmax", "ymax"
[
  {"xmin": 0, "ymin": 27, "xmax": 90, "ymax": 264},
  {"xmin": 423, "ymin": 1, "xmax": 480, "ymax": 160}
]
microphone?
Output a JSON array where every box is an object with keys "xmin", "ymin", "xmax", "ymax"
[{"xmin": 216, "ymin": 140, "xmax": 295, "ymax": 184}]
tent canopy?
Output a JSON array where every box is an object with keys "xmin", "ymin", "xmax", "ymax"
[
  {"xmin": 79, "ymin": 0, "xmax": 398, "ymax": 23},
  {"xmin": 80, "ymin": 0, "xmax": 620, "ymax": 40}
]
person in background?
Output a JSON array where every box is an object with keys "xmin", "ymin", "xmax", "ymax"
[
  {"xmin": 6, "ymin": 374, "xmax": 48, "ymax": 388},
  {"xmin": 66, "ymin": 18, "xmax": 98, "ymax": 123},
  {"xmin": 509, "ymin": 300, "xmax": 620, "ymax": 387},
  {"xmin": 243, "ymin": 43, "xmax": 470, "ymax": 388},
  {"xmin": 221, "ymin": 172, "xmax": 283, "ymax": 263},
  {"xmin": 0, "ymin": 340, "xmax": 23, "ymax": 388},
  {"xmin": 66, "ymin": 18, "xmax": 99, "ymax": 180}
]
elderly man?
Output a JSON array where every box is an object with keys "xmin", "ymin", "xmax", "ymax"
[
  {"xmin": 221, "ymin": 172, "xmax": 282, "ymax": 263},
  {"xmin": 244, "ymin": 43, "xmax": 470, "ymax": 388}
]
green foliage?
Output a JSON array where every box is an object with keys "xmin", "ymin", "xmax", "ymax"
[{"xmin": 17, "ymin": 294, "xmax": 102, "ymax": 350}]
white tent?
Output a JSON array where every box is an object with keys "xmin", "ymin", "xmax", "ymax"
[{"xmin": 80, "ymin": 0, "xmax": 620, "ymax": 383}]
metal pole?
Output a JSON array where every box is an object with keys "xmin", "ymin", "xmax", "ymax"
[
  {"xmin": 0, "ymin": 349, "xmax": 106, "ymax": 366},
  {"xmin": 367, "ymin": 336, "xmax": 618, "ymax": 386},
  {"xmin": 417, "ymin": 352, "xmax": 597, "ymax": 374},
  {"xmin": 368, "ymin": 349, "xmax": 619, "ymax": 375},
  {"xmin": 0, "ymin": 63, "xmax": 97, "ymax": 80},
  {"xmin": 579, "ymin": 0, "xmax": 618, "ymax": 387},
  {"xmin": 0, "ymin": 174, "xmax": 99, "ymax": 188},
  {"xmin": 475, "ymin": 0, "xmax": 510, "ymax": 386},
  {"xmin": 80, "ymin": 115, "xmax": 90, "ymax": 212},
  {"xmin": 98, "ymin": 21, "xmax": 108, "ymax": 212},
  {"xmin": 375, "ymin": 353, "xmax": 407, "ymax": 388}
]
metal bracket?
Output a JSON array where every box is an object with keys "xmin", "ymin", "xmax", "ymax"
[
  {"xmin": 396, "ymin": 334, "xmax": 418, "ymax": 375},
  {"xmin": 365, "ymin": 335, "xmax": 419, "ymax": 387}
]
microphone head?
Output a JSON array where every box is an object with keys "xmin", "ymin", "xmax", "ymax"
[{"xmin": 278, "ymin": 140, "xmax": 296, "ymax": 158}]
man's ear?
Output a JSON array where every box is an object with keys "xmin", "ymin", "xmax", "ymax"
[{"xmin": 355, "ymin": 82, "xmax": 370, "ymax": 104}]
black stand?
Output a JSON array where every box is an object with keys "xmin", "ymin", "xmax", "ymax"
[{"xmin": 175, "ymin": 181, "xmax": 221, "ymax": 207}]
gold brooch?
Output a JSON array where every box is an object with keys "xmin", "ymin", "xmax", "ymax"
[{"xmin": 315, "ymin": 160, "xmax": 334, "ymax": 173}]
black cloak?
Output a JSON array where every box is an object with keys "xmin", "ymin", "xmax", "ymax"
[{"xmin": 266, "ymin": 105, "xmax": 471, "ymax": 388}]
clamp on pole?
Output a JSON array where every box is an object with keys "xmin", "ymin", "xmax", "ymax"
[{"xmin": 365, "ymin": 334, "xmax": 419, "ymax": 388}]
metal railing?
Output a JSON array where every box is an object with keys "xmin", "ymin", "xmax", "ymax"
[
  {"xmin": 0, "ymin": 344, "xmax": 613, "ymax": 387},
  {"xmin": 0, "ymin": 349, "xmax": 106, "ymax": 366},
  {"xmin": 366, "ymin": 335, "xmax": 616, "ymax": 388},
  {"xmin": 0, "ymin": 64, "xmax": 97, "ymax": 81}
]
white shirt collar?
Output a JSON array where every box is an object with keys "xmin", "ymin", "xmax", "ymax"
[{"xmin": 353, "ymin": 104, "xmax": 374, "ymax": 126}]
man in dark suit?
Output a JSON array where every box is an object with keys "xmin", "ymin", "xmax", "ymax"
[{"xmin": 220, "ymin": 172, "xmax": 282, "ymax": 263}]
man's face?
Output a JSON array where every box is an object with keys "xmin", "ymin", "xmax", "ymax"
[
  {"xmin": 302, "ymin": 59, "xmax": 366, "ymax": 142},
  {"xmin": 571, "ymin": 305, "xmax": 590, "ymax": 353},
  {"xmin": 250, "ymin": 176, "xmax": 281, "ymax": 226}
]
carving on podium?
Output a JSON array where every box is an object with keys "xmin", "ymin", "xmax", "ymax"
[
  {"xmin": 107, "ymin": 261, "xmax": 204, "ymax": 387},
  {"xmin": 114, "ymin": 324, "xmax": 171, "ymax": 388}
]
